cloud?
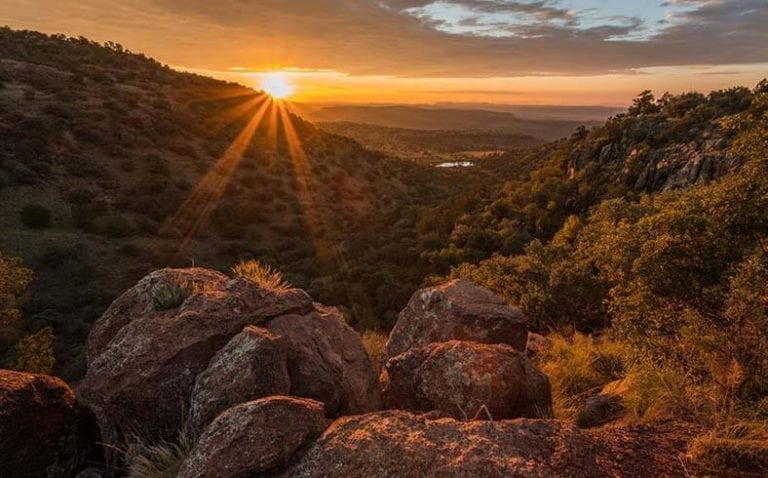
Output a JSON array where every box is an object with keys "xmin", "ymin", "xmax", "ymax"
[{"xmin": 0, "ymin": 0, "xmax": 766, "ymax": 78}]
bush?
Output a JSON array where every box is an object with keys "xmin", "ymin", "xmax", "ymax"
[
  {"xmin": 14, "ymin": 327, "xmax": 55, "ymax": 374},
  {"xmin": 20, "ymin": 203, "xmax": 52, "ymax": 228},
  {"xmin": 231, "ymin": 260, "xmax": 290, "ymax": 291}
]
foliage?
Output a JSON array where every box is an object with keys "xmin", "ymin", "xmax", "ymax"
[
  {"xmin": 232, "ymin": 260, "xmax": 291, "ymax": 291},
  {"xmin": 14, "ymin": 326, "xmax": 55, "ymax": 374},
  {"xmin": 0, "ymin": 253, "xmax": 33, "ymax": 330}
]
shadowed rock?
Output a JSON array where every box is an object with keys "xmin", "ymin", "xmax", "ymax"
[
  {"xmin": 78, "ymin": 268, "xmax": 380, "ymax": 450},
  {"xmin": 384, "ymin": 279, "xmax": 528, "ymax": 363},
  {"xmin": 179, "ymin": 396, "xmax": 326, "ymax": 478},
  {"xmin": 381, "ymin": 340, "xmax": 551, "ymax": 420},
  {"xmin": 0, "ymin": 370, "xmax": 100, "ymax": 478}
]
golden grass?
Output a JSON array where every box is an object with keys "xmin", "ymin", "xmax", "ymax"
[{"xmin": 231, "ymin": 259, "xmax": 291, "ymax": 291}]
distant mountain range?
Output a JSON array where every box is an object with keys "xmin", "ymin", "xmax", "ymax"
[{"xmin": 296, "ymin": 104, "xmax": 603, "ymax": 141}]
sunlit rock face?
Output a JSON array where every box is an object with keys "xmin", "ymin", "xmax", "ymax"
[
  {"xmin": 285, "ymin": 410, "xmax": 684, "ymax": 478},
  {"xmin": 78, "ymin": 267, "xmax": 381, "ymax": 450},
  {"xmin": 179, "ymin": 396, "xmax": 327, "ymax": 478},
  {"xmin": 384, "ymin": 279, "xmax": 529, "ymax": 363},
  {"xmin": 381, "ymin": 340, "xmax": 552, "ymax": 420}
]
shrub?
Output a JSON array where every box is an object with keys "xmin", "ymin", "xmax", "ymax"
[
  {"xmin": 14, "ymin": 327, "xmax": 55, "ymax": 374},
  {"xmin": 0, "ymin": 254, "xmax": 33, "ymax": 329},
  {"xmin": 20, "ymin": 203, "xmax": 52, "ymax": 228},
  {"xmin": 231, "ymin": 260, "xmax": 290, "ymax": 291},
  {"xmin": 151, "ymin": 283, "xmax": 188, "ymax": 311}
]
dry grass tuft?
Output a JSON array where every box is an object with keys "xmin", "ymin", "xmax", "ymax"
[
  {"xmin": 231, "ymin": 260, "xmax": 291, "ymax": 291},
  {"xmin": 126, "ymin": 434, "xmax": 193, "ymax": 478},
  {"xmin": 689, "ymin": 422, "xmax": 768, "ymax": 474}
]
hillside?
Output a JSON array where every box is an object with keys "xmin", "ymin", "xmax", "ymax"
[
  {"xmin": 305, "ymin": 104, "xmax": 598, "ymax": 140},
  {"xmin": 1, "ymin": 26, "xmax": 768, "ymax": 477},
  {"xmin": 0, "ymin": 28, "xmax": 462, "ymax": 377}
]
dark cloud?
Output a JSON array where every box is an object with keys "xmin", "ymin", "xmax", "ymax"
[{"xmin": 1, "ymin": 0, "xmax": 766, "ymax": 77}]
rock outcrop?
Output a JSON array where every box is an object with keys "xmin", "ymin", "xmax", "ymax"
[
  {"xmin": 0, "ymin": 370, "xmax": 100, "ymax": 478},
  {"xmin": 381, "ymin": 341, "xmax": 552, "ymax": 420},
  {"xmin": 285, "ymin": 410, "xmax": 692, "ymax": 477},
  {"xmin": 78, "ymin": 268, "xmax": 380, "ymax": 449},
  {"xmin": 188, "ymin": 326, "xmax": 291, "ymax": 434},
  {"xmin": 179, "ymin": 396, "xmax": 326, "ymax": 478},
  {"xmin": 384, "ymin": 279, "xmax": 528, "ymax": 363}
]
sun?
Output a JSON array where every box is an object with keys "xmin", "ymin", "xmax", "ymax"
[{"xmin": 260, "ymin": 73, "xmax": 294, "ymax": 99}]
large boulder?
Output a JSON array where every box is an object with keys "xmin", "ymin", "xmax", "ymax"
[
  {"xmin": 285, "ymin": 410, "xmax": 693, "ymax": 477},
  {"xmin": 187, "ymin": 325, "xmax": 291, "ymax": 434},
  {"xmin": 384, "ymin": 279, "xmax": 528, "ymax": 363},
  {"xmin": 266, "ymin": 304, "xmax": 382, "ymax": 417},
  {"xmin": 0, "ymin": 370, "xmax": 100, "ymax": 478},
  {"xmin": 78, "ymin": 268, "xmax": 380, "ymax": 449},
  {"xmin": 179, "ymin": 396, "xmax": 326, "ymax": 478},
  {"xmin": 381, "ymin": 341, "xmax": 551, "ymax": 420}
]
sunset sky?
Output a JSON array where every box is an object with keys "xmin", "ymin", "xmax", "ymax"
[{"xmin": 2, "ymin": 0, "xmax": 767, "ymax": 106}]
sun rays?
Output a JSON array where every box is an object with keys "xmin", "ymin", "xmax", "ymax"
[{"xmin": 160, "ymin": 86, "xmax": 332, "ymax": 260}]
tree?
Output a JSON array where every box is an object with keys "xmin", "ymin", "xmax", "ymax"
[
  {"xmin": 0, "ymin": 253, "xmax": 33, "ymax": 333},
  {"xmin": 14, "ymin": 327, "xmax": 55, "ymax": 374},
  {"xmin": 628, "ymin": 90, "xmax": 660, "ymax": 116}
]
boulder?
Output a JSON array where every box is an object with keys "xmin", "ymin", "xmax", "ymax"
[
  {"xmin": 285, "ymin": 410, "xmax": 693, "ymax": 477},
  {"xmin": 0, "ymin": 370, "xmax": 100, "ymax": 478},
  {"xmin": 187, "ymin": 326, "xmax": 291, "ymax": 434},
  {"xmin": 384, "ymin": 279, "xmax": 528, "ymax": 362},
  {"xmin": 381, "ymin": 341, "xmax": 551, "ymax": 420},
  {"xmin": 577, "ymin": 379, "xmax": 629, "ymax": 428},
  {"xmin": 179, "ymin": 396, "xmax": 326, "ymax": 478},
  {"xmin": 78, "ymin": 268, "xmax": 380, "ymax": 449},
  {"xmin": 266, "ymin": 303, "xmax": 382, "ymax": 417}
]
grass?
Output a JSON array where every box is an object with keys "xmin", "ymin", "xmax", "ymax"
[
  {"xmin": 538, "ymin": 332, "xmax": 696, "ymax": 423},
  {"xmin": 361, "ymin": 330, "xmax": 388, "ymax": 369},
  {"xmin": 689, "ymin": 422, "xmax": 768, "ymax": 473},
  {"xmin": 538, "ymin": 333, "xmax": 627, "ymax": 419},
  {"xmin": 151, "ymin": 283, "xmax": 189, "ymax": 311},
  {"xmin": 126, "ymin": 434, "xmax": 193, "ymax": 478},
  {"xmin": 231, "ymin": 259, "xmax": 291, "ymax": 291}
]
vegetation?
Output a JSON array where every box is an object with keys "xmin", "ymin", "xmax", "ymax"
[
  {"xmin": 232, "ymin": 260, "xmax": 291, "ymax": 291},
  {"xmin": 126, "ymin": 434, "xmax": 193, "ymax": 478},
  {"xmin": 13, "ymin": 326, "xmax": 55, "ymax": 374},
  {"xmin": 2, "ymin": 29, "xmax": 768, "ymax": 466}
]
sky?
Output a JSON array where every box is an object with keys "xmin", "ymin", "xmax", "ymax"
[{"xmin": 1, "ymin": 0, "xmax": 767, "ymax": 106}]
